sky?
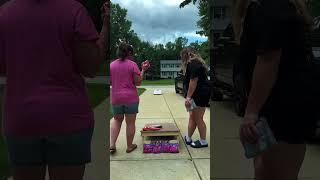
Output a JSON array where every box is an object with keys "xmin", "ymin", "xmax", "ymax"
[{"xmin": 112, "ymin": 0, "xmax": 208, "ymax": 45}]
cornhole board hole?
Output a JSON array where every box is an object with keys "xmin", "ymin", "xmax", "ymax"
[
  {"xmin": 141, "ymin": 123, "xmax": 180, "ymax": 153},
  {"xmin": 153, "ymin": 89, "xmax": 162, "ymax": 95}
]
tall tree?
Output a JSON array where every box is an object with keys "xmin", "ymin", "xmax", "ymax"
[
  {"xmin": 307, "ymin": 0, "xmax": 320, "ymax": 16},
  {"xmin": 175, "ymin": 37, "xmax": 188, "ymax": 56},
  {"xmin": 180, "ymin": 0, "xmax": 209, "ymax": 36},
  {"xmin": 110, "ymin": 3, "xmax": 134, "ymax": 59}
]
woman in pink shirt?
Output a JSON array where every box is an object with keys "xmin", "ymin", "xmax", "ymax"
[
  {"xmin": 110, "ymin": 43, "xmax": 149, "ymax": 154},
  {"xmin": 0, "ymin": 1, "xmax": 109, "ymax": 180}
]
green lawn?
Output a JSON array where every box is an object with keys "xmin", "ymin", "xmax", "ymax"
[
  {"xmin": 87, "ymin": 83, "xmax": 109, "ymax": 107},
  {"xmin": 141, "ymin": 79, "xmax": 174, "ymax": 86},
  {"xmin": 0, "ymin": 83, "xmax": 109, "ymax": 179}
]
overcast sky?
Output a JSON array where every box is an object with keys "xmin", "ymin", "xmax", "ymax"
[{"xmin": 112, "ymin": 0, "xmax": 207, "ymax": 45}]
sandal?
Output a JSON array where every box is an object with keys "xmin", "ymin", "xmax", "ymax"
[
  {"xmin": 184, "ymin": 136, "xmax": 192, "ymax": 145},
  {"xmin": 110, "ymin": 146, "xmax": 117, "ymax": 154},
  {"xmin": 126, "ymin": 144, "xmax": 137, "ymax": 153},
  {"xmin": 190, "ymin": 140, "xmax": 208, "ymax": 148}
]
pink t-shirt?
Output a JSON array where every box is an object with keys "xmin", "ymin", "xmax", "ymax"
[
  {"xmin": 110, "ymin": 59, "xmax": 141, "ymax": 105},
  {"xmin": 0, "ymin": 0, "xmax": 99, "ymax": 136}
]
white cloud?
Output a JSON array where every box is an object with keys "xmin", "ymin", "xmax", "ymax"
[{"xmin": 112, "ymin": 0, "xmax": 205, "ymax": 44}]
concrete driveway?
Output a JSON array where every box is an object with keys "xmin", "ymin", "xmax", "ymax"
[
  {"xmin": 110, "ymin": 86, "xmax": 210, "ymax": 180},
  {"xmin": 212, "ymin": 101, "xmax": 320, "ymax": 180}
]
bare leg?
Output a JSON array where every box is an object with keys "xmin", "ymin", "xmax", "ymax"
[
  {"xmin": 13, "ymin": 166, "xmax": 46, "ymax": 180},
  {"xmin": 193, "ymin": 107, "xmax": 207, "ymax": 140},
  {"xmin": 48, "ymin": 165, "xmax": 85, "ymax": 180},
  {"xmin": 125, "ymin": 114, "xmax": 137, "ymax": 149},
  {"xmin": 254, "ymin": 142, "xmax": 306, "ymax": 180},
  {"xmin": 110, "ymin": 114, "xmax": 124, "ymax": 148},
  {"xmin": 188, "ymin": 111, "xmax": 197, "ymax": 138}
]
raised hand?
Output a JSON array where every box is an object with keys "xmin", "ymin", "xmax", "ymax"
[{"xmin": 142, "ymin": 60, "xmax": 150, "ymax": 71}]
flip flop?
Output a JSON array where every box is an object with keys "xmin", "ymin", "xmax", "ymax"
[
  {"xmin": 110, "ymin": 146, "xmax": 117, "ymax": 154},
  {"xmin": 126, "ymin": 144, "xmax": 137, "ymax": 153},
  {"xmin": 184, "ymin": 136, "xmax": 192, "ymax": 145},
  {"xmin": 190, "ymin": 140, "xmax": 208, "ymax": 148}
]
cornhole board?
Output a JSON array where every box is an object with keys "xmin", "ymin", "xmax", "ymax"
[
  {"xmin": 140, "ymin": 123, "xmax": 180, "ymax": 153},
  {"xmin": 153, "ymin": 89, "xmax": 162, "ymax": 95}
]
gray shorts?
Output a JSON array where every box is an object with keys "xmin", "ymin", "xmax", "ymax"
[
  {"xmin": 112, "ymin": 102, "xmax": 139, "ymax": 115},
  {"xmin": 5, "ymin": 128, "xmax": 93, "ymax": 167}
]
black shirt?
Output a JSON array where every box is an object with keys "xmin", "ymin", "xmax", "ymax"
[
  {"xmin": 183, "ymin": 60, "xmax": 210, "ymax": 98},
  {"xmin": 239, "ymin": 0, "xmax": 317, "ymax": 114}
]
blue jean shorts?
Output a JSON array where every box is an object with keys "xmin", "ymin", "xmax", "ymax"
[
  {"xmin": 5, "ymin": 128, "xmax": 93, "ymax": 166},
  {"xmin": 112, "ymin": 102, "xmax": 139, "ymax": 115}
]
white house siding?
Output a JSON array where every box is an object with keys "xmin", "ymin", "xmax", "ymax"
[{"xmin": 160, "ymin": 60, "xmax": 181, "ymax": 79}]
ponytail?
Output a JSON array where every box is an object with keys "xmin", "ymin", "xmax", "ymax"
[{"xmin": 117, "ymin": 42, "xmax": 129, "ymax": 61}]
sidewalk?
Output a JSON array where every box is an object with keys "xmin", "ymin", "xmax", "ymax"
[
  {"xmin": 110, "ymin": 87, "xmax": 210, "ymax": 180},
  {"xmin": 212, "ymin": 101, "xmax": 320, "ymax": 180}
]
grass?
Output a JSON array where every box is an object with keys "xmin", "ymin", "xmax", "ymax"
[
  {"xmin": 138, "ymin": 88, "xmax": 146, "ymax": 96},
  {"xmin": 109, "ymin": 88, "xmax": 146, "ymax": 116},
  {"xmin": 141, "ymin": 79, "xmax": 174, "ymax": 86},
  {"xmin": 0, "ymin": 83, "xmax": 109, "ymax": 179},
  {"xmin": 87, "ymin": 83, "xmax": 109, "ymax": 108}
]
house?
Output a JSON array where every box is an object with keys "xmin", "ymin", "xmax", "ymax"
[
  {"xmin": 160, "ymin": 60, "xmax": 181, "ymax": 79},
  {"xmin": 213, "ymin": 0, "xmax": 233, "ymax": 39}
]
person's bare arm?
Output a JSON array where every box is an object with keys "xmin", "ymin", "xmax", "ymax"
[
  {"xmin": 245, "ymin": 50, "xmax": 281, "ymax": 115},
  {"xmin": 73, "ymin": 2, "xmax": 110, "ymax": 78},
  {"xmin": 134, "ymin": 70, "xmax": 145, "ymax": 86},
  {"xmin": 187, "ymin": 78, "xmax": 198, "ymax": 99}
]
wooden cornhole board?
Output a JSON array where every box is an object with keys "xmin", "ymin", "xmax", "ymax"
[
  {"xmin": 141, "ymin": 123, "xmax": 180, "ymax": 153},
  {"xmin": 141, "ymin": 123, "xmax": 180, "ymax": 137}
]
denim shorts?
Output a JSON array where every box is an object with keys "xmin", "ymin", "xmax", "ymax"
[
  {"xmin": 5, "ymin": 128, "xmax": 93, "ymax": 166},
  {"xmin": 112, "ymin": 102, "xmax": 139, "ymax": 115}
]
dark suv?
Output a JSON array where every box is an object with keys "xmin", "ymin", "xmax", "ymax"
[{"xmin": 174, "ymin": 68, "xmax": 224, "ymax": 103}]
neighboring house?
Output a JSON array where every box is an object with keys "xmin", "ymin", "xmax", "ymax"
[
  {"xmin": 160, "ymin": 60, "xmax": 181, "ymax": 79},
  {"xmin": 213, "ymin": 0, "xmax": 233, "ymax": 39}
]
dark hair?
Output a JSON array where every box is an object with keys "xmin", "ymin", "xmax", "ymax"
[{"xmin": 117, "ymin": 42, "xmax": 129, "ymax": 60}]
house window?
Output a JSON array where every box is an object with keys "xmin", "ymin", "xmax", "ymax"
[
  {"xmin": 176, "ymin": 64, "xmax": 180, "ymax": 68},
  {"xmin": 214, "ymin": 7, "xmax": 226, "ymax": 19},
  {"xmin": 170, "ymin": 64, "xmax": 174, "ymax": 68}
]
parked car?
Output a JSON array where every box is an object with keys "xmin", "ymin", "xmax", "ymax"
[{"xmin": 174, "ymin": 68, "xmax": 224, "ymax": 106}]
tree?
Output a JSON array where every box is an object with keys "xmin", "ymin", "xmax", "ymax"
[
  {"xmin": 180, "ymin": 0, "xmax": 209, "ymax": 37},
  {"xmin": 110, "ymin": 3, "xmax": 135, "ymax": 59},
  {"xmin": 175, "ymin": 37, "xmax": 188, "ymax": 58},
  {"xmin": 306, "ymin": 0, "xmax": 320, "ymax": 16}
]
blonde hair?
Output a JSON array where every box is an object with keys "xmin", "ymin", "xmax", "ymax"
[
  {"xmin": 180, "ymin": 47, "xmax": 208, "ymax": 75},
  {"xmin": 232, "ymin": 0, "xmax": 312, "ymax": 43}
]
